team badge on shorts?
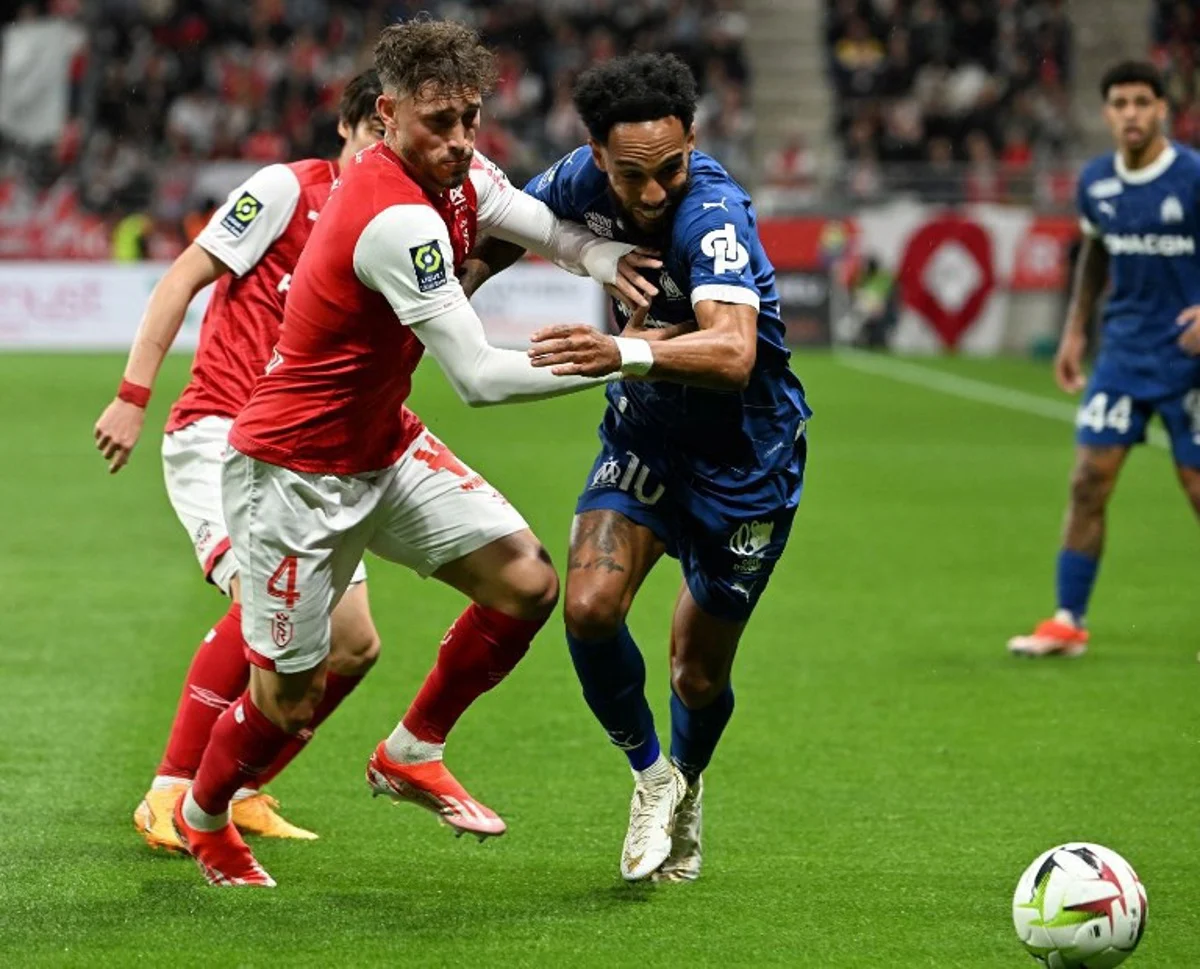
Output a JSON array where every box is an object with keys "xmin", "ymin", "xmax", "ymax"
[
  {"xmin": 729, "ymin": 519, "xmax": 774, "ymax": 574},
  {"xmin": 410, "ymin": 242, "xmax": 447, "ymax": 292},
  {"xmin": 221, "ymin": 191, "xmax": 263, "ymax": 237},
  {"xmin": 272, "ymin": 611, "xmax": 294, "ymax": 648}
]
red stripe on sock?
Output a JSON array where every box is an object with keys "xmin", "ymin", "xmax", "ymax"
[
  {"xmin": 156, "ymin": 604, "xmax": 250, "ymax": 780},
  {"xmin": 402, "ymin": 604, "xmax": 543, "ymax": 744}
]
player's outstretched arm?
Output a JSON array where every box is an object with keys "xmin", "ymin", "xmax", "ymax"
[
  {"xmin": 471, "ymin": 156, "xmax": 661, "ymax": 307},
  {"xmin": 356, "ymin": 203, "xmax": 619, "ymax": 407},
  {"xmin": 528, "ymin": 299, "xmax": 756, "ymax": 392},
  {"xmin": 409, "ymin": 302, "xmax": 617, "ymax": 406},
  {"xmin": 93, "ymin": 244, "xmax": 229, "ymax": 473},
  {"xmin": 1055, "ymin": 235, "xmax": 1109, "ymax": 394}
]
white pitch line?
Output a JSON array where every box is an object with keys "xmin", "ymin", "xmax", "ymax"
[{"xmin": 834, "ymin": 350, "xmax": 1169, "ymax": 450}]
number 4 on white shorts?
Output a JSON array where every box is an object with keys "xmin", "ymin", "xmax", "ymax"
[{"xmin": 1077, "ymin": 392, "xmax": 1132, "ymax": 434}]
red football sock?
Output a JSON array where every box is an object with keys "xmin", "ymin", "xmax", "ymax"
[
  {"xmin": 402, "ymin": 604, "xmax": 543, "ymax": 744},
  {"xmin": 250, "ymin": 672, "xmax": 365, "ymax": 788},
  {"xmin": 156, "ymin": 604, "xmax": 251, "ymax": 779},
  {"xmin": 191, "ymin": 693, "xmax": 292, "ymax": 816}
]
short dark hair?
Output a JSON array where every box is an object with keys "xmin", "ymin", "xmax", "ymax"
[
  {"xmin": 1100, "ymin": 60, "xmax": 1164, "ymax": 99},
  {"xmin": 338, "ymin": 69, "xmax": 382, "ymax": 129},
  {"xmin": 573, "ymin": 53, "xmax": 699, "ymax": 143},
  {"xmin": 374, "ymin": 18, "xmax": 497, "ymax": 99}
]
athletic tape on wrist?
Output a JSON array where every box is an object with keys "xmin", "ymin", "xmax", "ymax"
[{"xmin": 613, "ymin": 336, "xmax": 655, "ymax": 376}]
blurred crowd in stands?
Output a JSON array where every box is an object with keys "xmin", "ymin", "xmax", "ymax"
[
  {"xmin": 1152, "ymin": 0, "xmax": 1200, "ymax": 146},
  {"xmin": 0, "ymin": 0, "xmax": 748, "ymax": 259},
  {"xmin": 813, "ymin": 0, "xmax": 1075, "ymax": 205}
]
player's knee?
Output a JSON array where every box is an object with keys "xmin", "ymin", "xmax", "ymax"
[
  {"xmin": 564, "ymin": 585, "xmax": 627, "ymax": 642},
  {"xmin": 499, "ymin": 550, "xmax": 559, "ymax": 621},
  {"xmin": 252, "ymin": 669, "xmax": 326, "ymax": 734},
  {"xmin": 269, "ymin": 684, "xmax": 325, "ymax": 734},
  {"xmin": 330, "ymin": 628, "xmax": 381, "ymax": 676},
  {"xmin": 671, "ymin": 663, "xmax": 725, "ymax": 709}
]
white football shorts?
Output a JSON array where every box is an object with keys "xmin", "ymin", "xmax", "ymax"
[
  {"xmin": 163, "ymin": 415, "xmax": 369, "ymax": 597},
  {"xmin": 223, "ymin": 429, "xmax": 528, "ymax": 673}
]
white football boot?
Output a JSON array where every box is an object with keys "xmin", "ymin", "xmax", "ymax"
[
  {"xmin": 621, "ymin": 754, "xmax": 686, "ymax": 881},
  {"xmin": 654, "ymin": 775, "xmax": 702, "ymax": 883}
]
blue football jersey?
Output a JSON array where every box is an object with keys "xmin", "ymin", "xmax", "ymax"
[
  {"xmin": 1077, "ymin": 142, "xmax": 1200, "ymax": 397},
  {"xmin": 525, "ymin": 147, "xmax": 810, "ymax": 469}
]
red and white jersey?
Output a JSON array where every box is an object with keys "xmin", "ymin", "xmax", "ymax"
[
  {"xmin": 166, "ymin": 158, "xmax": 338, "ymax": 433},
  {"xmin": 229, "ymin": 144, "xmax": 522, "ymax": 474}
]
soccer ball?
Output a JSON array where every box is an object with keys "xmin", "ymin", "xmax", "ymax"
[{"xmin": 1012, "ymin": 843, "xmax": 1147, "ymax": 968}]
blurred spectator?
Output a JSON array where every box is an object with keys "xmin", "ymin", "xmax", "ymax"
[
  {"xmin": 963, "ymin": 128, "xmax": 1003, "ymax": 203},
  {"xmin": 764, "ymin": 132, "xmax": 818, "ymax": 204},
  {"xmin": 0, "ymin": 0, "xmax": 752, "ymax": 259},
  {"xmin": 849, "ymin": 256, "xmax": 897, "ymax": 350},
  {"xmin": 832, "ymin": 16, "xmax": 885, "ymax": 98},
  {"xmin": 921, "ymin": 135, "xmax": 961, "ymax": 205}
]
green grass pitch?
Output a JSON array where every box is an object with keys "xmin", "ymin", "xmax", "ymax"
[{"xmin": 1, "ymin": 352, "xmax": 1197, "ymax": 967}]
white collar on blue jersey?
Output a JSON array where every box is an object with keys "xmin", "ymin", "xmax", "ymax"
[{"xmin": 1114, "ymin": 142, "xmax": 1177, "ymax": 184}]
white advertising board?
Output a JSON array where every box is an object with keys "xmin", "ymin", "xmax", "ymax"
[{"xmin": 0, "ymin": 261, "xmax": 608, "ymax": 351}]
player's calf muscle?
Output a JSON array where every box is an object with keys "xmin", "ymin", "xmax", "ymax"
[{"xmin": 1063, "ymin": 450, "xmax": 1121, "ymax": 555}]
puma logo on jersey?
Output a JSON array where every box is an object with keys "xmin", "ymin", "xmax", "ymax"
[
  {"xmin": 307, "ymin": 210, "xmax": 319, "ymax": 221},
  {"xmin": 1104, "ymin": 233, "xmax": 1196, "ymax": 256},
  {"xmin": 702, "ymin": 197, "xmax": 728, "ymax": 211},
  {"xmin": 1097, "ymin": 201, "xmax": 1116, "ymax": 218}
]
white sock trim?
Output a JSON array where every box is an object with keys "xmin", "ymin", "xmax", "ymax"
[
  {"xmin": 633, "ymin": 753, "xmax": 671, "ymax": 783},
  {"xmin": 384, "ymin": 724, "xmax": 445, "ymax": 765},
  {"xmin": 182, "ymin": 788, "xmax": 230, "ymax": 832},
  {"xmin": 152, "ymin": 775, "xmax": 192, "ymax": 791}
]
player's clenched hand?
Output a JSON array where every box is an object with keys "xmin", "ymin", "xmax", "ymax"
[
  {"xmin": 94, "ymin": 398, "xmax": 146, "ymax": 473},
  {"xmin": 1053, "ymin": 328, "xmax": 1087, "ymax": 394},
  {"xmin": 528, "ymin": 324, "xmax": 622, "ymax": 377},
  {"xmin": 605, "ymin": 248, "xmax": 662, "ymax": 310},
  {"xmin": 1177, "ymin": 305, "xmax": 1200, "ymax": 356}
]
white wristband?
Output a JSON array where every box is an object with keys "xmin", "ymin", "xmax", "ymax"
[{"xmin": 613, "ymin": 336, "xmax": 655, "ymax": 376}]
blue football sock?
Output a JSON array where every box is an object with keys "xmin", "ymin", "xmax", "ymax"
[
  {"xmin": 670, "ymin": 684, "xmax": 735, "ymax": 785},
  {"xmin": 1056, "ymin": 549, "xmax": 1099, "ymax": 625},
  {"xmin": 566, "ymin": 625, "xmax": 660, "ymax": 771}
]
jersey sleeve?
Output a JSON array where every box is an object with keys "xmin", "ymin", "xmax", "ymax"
[
  {"xmin": 522, "ymin": 147, "xmax": 590, "ymax": 219},
  {"xmin": 1076, "ymin": 173, "xmax": 1100, "ymax": 238},
  {"xmin": 470, "ymin": 151, "xmax": 518, "ymax": 231},
  {"xmin": 680, "ymin": 199, "xmax": 761, "ymax": 311},
  {"xmin": 353, "ymin": 204, "xmax": 469, "ymax": 326},
  {"xmin": 194, "ymin": 164, "xmax": 301, "ymax": 276}
]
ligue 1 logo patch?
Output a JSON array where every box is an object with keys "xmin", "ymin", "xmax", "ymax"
[
  {"xmin": 410, "ymin": 242, "xmax": 447, "ymax": 292},
  {"xmin": 220, "ymin": 191, "xmax": 263, "ymax": 237}
]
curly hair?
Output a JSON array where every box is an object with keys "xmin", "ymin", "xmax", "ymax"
[
  {"xmin": 338, "ymin": 69, "xmax": 382, "ymax": 128},
  {"xmin": 374, "ymin": 17, "xmax": 497, "ymax": 99},
  {"xmin": 1100, "ymin": 60, "xmax": 1164, "ymax": 99},
  {"xmin": 573, "ymin": 53, "xmax": 699, "ymax": 143}
]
